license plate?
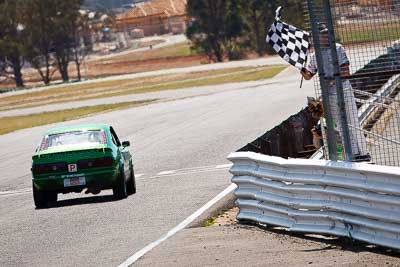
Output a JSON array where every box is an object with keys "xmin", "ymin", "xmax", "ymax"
[{"xmin": 64, "ymin": 176, "xmax": 86, "ymax": 187}]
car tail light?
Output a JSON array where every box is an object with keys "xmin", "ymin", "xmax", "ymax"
[
  {"xmin": 77, "ymin": 157, "xmax": 114, "ymax": 169},
  {"xmin": 32, "ymin": 162, "xmax": 67, "ymax": 175},
  {"xmin": 93, "ymin": 157, "xmax": 113, "ymax": 167}
]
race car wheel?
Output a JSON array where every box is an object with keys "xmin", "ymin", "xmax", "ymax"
[
  {"xmin": 127, "ymin": 168, "xmax": 136, "ymax": 195},
  {"xmin": 46, "ymin": 191, "xmax": 58, "ymax": 202},
  {"xmin": 33, "ymin": 183, "xmax": 47, "ymax": 208},
  {"xmin": 113, "ymin": 171, "xmax": 127, "ymax": 200}
]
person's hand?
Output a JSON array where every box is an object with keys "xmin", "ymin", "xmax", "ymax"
[
  {"xmin": 339, "ymin": 64, "xmax": 350, "ymax": 78},
  {"xmin": 301, "ymin": 68, "xmax": 313, "ymax": 80}
]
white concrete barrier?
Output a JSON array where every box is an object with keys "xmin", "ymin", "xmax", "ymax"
[{"xmin": 228, "ymin": 151, "xmax": 400, "ymax": 249}]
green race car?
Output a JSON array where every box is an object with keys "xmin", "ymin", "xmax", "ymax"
[{"xmin": 31, "ymin": 124, "xmax": 136, "ymax": 208}]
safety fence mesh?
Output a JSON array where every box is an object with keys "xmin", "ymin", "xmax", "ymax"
[{"xmin": 305, "ymin": 0, "xmax": 400, "ymax": 166}]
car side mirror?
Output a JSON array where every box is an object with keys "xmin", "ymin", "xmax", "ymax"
[{"xmin": 122, "ymin": 141, "xmax": 130, "ymax": 147}]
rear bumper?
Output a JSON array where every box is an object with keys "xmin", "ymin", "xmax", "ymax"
[{"xmin": 32, "ymin": 167, "xmax": 120, "ymax": 192}]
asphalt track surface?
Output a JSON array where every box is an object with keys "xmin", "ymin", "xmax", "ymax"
[{"xmin": 0, "ymin": 66, "xmax": 314, "ymax": 266}]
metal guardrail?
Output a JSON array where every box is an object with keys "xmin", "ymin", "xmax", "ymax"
[
  {"xmin": 358, "ymin": 74, "xmax": 400, "ymax": 125},
  {"xmin": 229, "ymin": 151, "xmax": 400, "ymax": 249}
]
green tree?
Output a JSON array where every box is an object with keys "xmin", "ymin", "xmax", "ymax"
[
  {"xmin": 238, "ymin": 0, "xmax": 275, "ymax": 56},
  {"xmin": 0, "ymin": 0, "xmax": 27, "ymax": 87},
  {"xmin": 239, "ymin": 0, "xmax": 305, "ymax": 56},
  {"xmin": 186, "ymin": 0, "xmax": 244, "ymax": 62},
  {"xmin": 22, "ymin": 0, "xmax": 57, "ymax": 85},
  {"xmin": 52, "ymin": 0, "xmax": 83, "ymax": 82},
  {"xmin": 72, "ymin": 12, "xmax": 88, "ymax": 81},
  {"xmin": 22, "ymin": 0, "xmax": 83, "ymax": 85}
]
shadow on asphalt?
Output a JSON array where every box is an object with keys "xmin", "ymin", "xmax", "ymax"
[
  {"xmin": 37, "ymin": 194, "xmax": 118, "ymax": 209},
  {"xmin": 238, "ymin": 221, "xmax": 400, "ymax": 258}
]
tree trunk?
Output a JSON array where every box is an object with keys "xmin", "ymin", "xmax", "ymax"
[
  {"xmin": 76, "ymin": 61, "xmax": 81, "ymax": 81},
  {"xmin": 57, "ymin": 55, "xmax": 69, "ymax": 82},
  {"xmin": 74, "ymin": 47, "xmax": 81, "ymax": 81},
  {"xmin": 251, "ymin": 8, "xmax": 265, "ymax": 56},
  {"xmin": 59, "ymin": 65, "xmax": 69, "ymax": 82},
  {"xmin": 214, "ymin": 50, "xmax": 223, "ymax": 62},
  {"xmin": 34, "ymin": 53, "xmax": 51, "ymax": 85},
  {"xmin": 211, "ymin": 39, "xmax": 224, "ymax": 62},
  {"xmin": 13, "ymin": 65, "xmax": 24, "ymax": 87},
  {"xmin": 62, "ymin": 56, "xmax": 69, "ymax": 82},
  {"xmin": 10, "ymin": 56, "xmax": 24, "ymax": 87},
  {"xmin": 44, "ymin": 57, "xmax": 51, "ymax": 85}
]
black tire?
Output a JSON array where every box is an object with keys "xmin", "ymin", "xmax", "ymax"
[
  {"xmin": 127, "ymin": 168, "xmax": 136, "ymax": 195},
  {"xmin": 33, "ymin": 183, "xmax": 58, "ymax": 209},
  {"xmin": 33, "ymin": 183, "xmax": 47, "ymax": 208},
  {"xmin": 113, "ymin": 171, "xmax": 127, "ymax": 200},
  {"xmin": 47, "ymin": 191, "xmax": 58, "ymax": 202}
]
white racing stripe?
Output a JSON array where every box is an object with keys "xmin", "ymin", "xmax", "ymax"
[{"xmin": 118, "ymin": 183, "xmax": 237, "ymax": 267}]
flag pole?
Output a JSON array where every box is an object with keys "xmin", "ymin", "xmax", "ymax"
[
  {"xmin": 275, "ymin": 6, "xmax": 282, "ymax": 20},
  {"xmin": 300, "ymin": 53, "xmax": 308, "ymax": 88}
]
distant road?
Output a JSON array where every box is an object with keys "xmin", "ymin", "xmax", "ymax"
[{"xmin": 85, "ymin": 34, "xmax": 189, "ymax": 61}]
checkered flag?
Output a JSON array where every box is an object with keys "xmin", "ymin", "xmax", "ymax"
[{"xmin": 266, "ymin": 7, "xmax": 310, "ymax": 70}]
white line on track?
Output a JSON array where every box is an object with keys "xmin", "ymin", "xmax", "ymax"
[
  {"xmin": 141, "ymin": 167, "xmax": 229, "ymax": 181},
  {"xmin": 150, "ymin": 163, "xmax": 231, "ymax": 176},
  {"xmin": 216, "ymin": 163, "xmax": 233, "ymax": 169},
  {"xmin": 117, "ymin": 183, "xmax": 237, "ymax": 267},
  {"xmin": 156, "ymin": 170, "xmax": 176, "ymax": 175},
  {"xmin": 0, "ymin": 188, "xmax": 31, "ymax": 196}
]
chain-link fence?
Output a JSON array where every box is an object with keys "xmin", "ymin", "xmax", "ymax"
[{"xmin": 305, "ymin": 0, "xmax": 400, "ymax": 167}]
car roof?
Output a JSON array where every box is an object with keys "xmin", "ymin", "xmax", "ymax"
[{"xmin": 43, "ymin": 124, "xmax": 110, "ymax": 136}]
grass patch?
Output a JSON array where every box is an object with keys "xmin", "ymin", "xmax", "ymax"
[
  {"xmin": 338, "ymin": 22, "xmax": 400, "ymax": 44},
  {"xmin": 0, "ymin": 99, "xmax": 156, "ymax": 135},
  {"xmin": 93, "ymin": 65, "xmax": 287, "ymax": 99},
  {"xmin": 0, "ymin": 65, "xmax": 287, "ymax": 112},
  {"xmin": 204, "ymin": 217, "xmax": 216, "ymax": 227}
]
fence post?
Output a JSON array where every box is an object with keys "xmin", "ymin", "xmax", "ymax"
[
  {"xmin": 306, "ymin": 0, "xmax": 338, "ymax": 160},
  {"xmin": 322, "ymin": 0, "xmax": 353, "ymax": 161}
]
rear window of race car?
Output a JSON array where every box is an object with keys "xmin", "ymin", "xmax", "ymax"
[{"xmin": 40, "ymin": 130, "xmax": 107, "ymax": 151}]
